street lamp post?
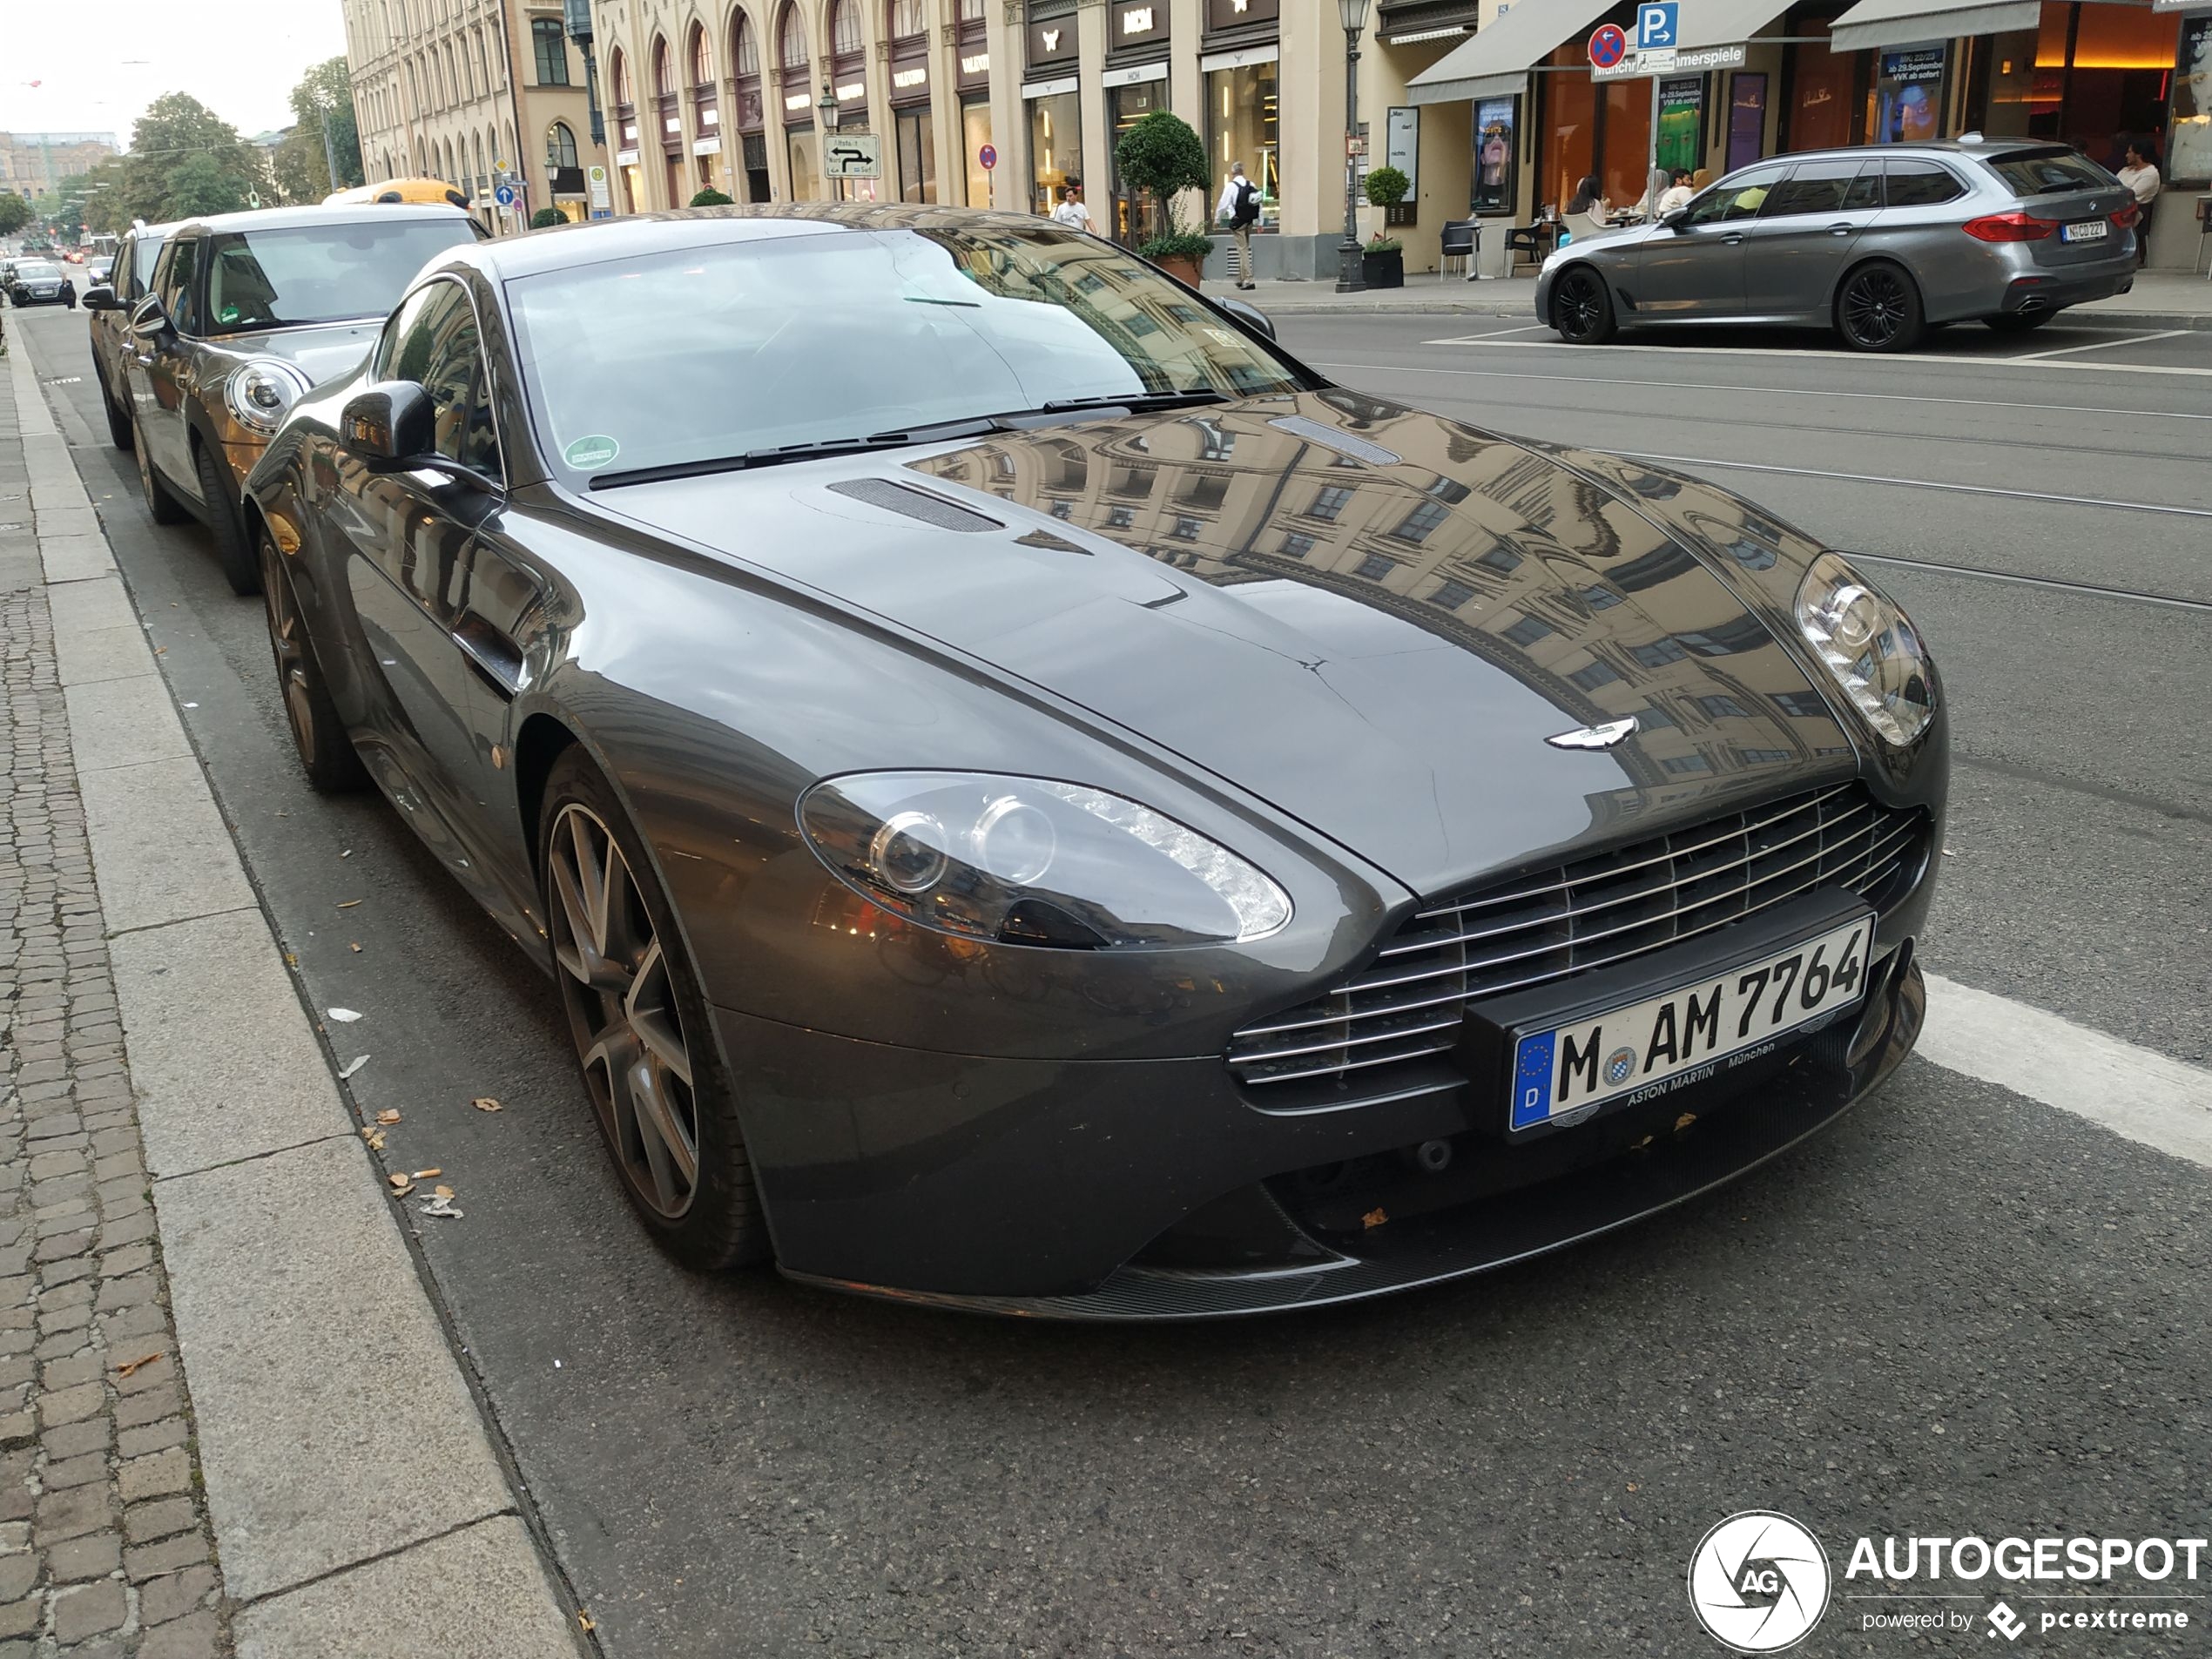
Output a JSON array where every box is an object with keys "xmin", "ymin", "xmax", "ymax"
[
  {"xmin": 1336, "ymin": 0, "xmax": 1372, "ymax": 294},
  {"xmin": 818, "ymin": 81, "xmax": 840, "ymax": 199}
]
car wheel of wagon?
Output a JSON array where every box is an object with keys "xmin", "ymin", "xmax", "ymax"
[
  {"xmin": 132, "ymin": 411, "xmax": 190, "ymax": 524},
  {"xmin": 193, "ymin": 440, "xmax": 261, "ymax": 596},
  {"xmin": 1551, "ymin": 266, "xmax": 1618, "ymax": 345},
  {"xmin": 1836, "ymin": 262, "xmax": 1924, "ymax": 353},
  {"xmin": 260, "ymin": 533, "xmax": 367, "ymax": 792},
  {"xmin": 541, "ymin": 748, "xmax": 771, "ymax": 1271}
]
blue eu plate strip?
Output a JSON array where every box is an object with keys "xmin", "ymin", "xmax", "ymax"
[{"xmin": 1512, "ymin": 1031, "xmax": 1555, "ymax": 1130}]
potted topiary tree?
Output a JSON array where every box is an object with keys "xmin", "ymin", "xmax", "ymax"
[
  {"xmin": 1114, "ymin": 110, "xmax": 1212, "ymax": 287},
  {"xmin": 529, "ymin": 206, "xmax": 568, "ymax": 229},
  {"xmin": 1362, "ymin": 166, "xmax": 1409, "ymax": 287},
  {"xmin": 690, "ymin": 187, "xmax": 735, "ymax": 206}
]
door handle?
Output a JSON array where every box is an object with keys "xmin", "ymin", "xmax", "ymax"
[
  {"xmin": 1827, "ymin": 222, "xmax": 1856, "ymax": 236},
  {"xmin": 1721, "ymin": 233, "xmax": 1744, "ymax": 245}
]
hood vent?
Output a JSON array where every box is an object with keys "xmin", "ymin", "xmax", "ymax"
[
  {"xmin": 826, "ymin": 477, "xmax": 1002, "ymax": 533},
  {"xmin": 1267, "ymin": 415, "xmax": 1401, "ymax": 469}
]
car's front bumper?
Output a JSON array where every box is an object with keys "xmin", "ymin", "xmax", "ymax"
[
  {"xmin": 13, "ymin": 289, "xmax": 71, "ymax": 306},
  {"xmin": 720, "ymin": 924, "xmax": 1927, "ymax": 1319}
]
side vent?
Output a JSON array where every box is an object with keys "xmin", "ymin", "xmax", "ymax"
[
  {"xmin": 1267, "ymin": 415, "xmax": 1401, "ymax": 468},
  {"xmin": 826, "ymin": 477, "xmax": 1003, "ymax": 533}
]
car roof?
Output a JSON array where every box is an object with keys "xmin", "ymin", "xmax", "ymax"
[
  {"xmin": 441, "ymin": 202, "xmax": 1078, "ymax": 284},
  {"xmin": 1744, "ymin": 138, "xmax": 2074, "ymax": 167},
  {"xmin": 165, "ymin": 202, "xmax": 476, "ymax": 237}
]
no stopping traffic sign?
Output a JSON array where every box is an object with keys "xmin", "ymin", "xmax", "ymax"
[{"xmin": 1588, "ymin": 24, "xmax": 1629, "ymax": 68}]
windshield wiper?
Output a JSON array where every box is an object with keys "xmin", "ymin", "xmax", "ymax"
[
  {"xmin": 587, "ymin": 417, "xmax": 1010, "ymax": 489},
  {"xmin": 1039, "ymin": 389, "xmax": 1231, "ymax": 415}
]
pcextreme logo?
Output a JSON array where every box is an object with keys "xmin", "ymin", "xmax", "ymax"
[{"xmin": 1688, "ymin": 1512, "xmax": 1832, "ymax": 1653}]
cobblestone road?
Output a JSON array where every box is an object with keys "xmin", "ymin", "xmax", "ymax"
[{"xmin": 0, "ymin": 361, "xmax": 227, "ymax": 1656}]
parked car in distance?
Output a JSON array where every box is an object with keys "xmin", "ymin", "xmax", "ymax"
[
  {"xmin": 1537, "ymin": 140, "xmax": 2140, "ymax": 352},
  {"xmin": 5, "ymin": 259, "xmax": 77, "ymax": 308},
  {"xmin": 84, "ymin": 221, "xmax": 178, "ymax": 451},
  {"xmin": 244, "ymin": 206, "xmax": 1946, "ymax": 1318},
  {"xmin": 96, "ymin": 202, "xmax": 483, "ymax": 593}
]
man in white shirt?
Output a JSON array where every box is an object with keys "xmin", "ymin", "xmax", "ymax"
[
  {"xmin": 1050, "ymin": 179, "xmax": 1094, "ymax": 233},
  {"xmin": 1656, "ymin": 168, "xmax": 1696, "ymax": 218},
  {"xmin": 1216, "ymin": 162, "xmax": 1260, "ymax": 290}
]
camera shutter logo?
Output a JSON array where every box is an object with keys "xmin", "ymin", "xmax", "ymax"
[{"xmin": 1688, "ymin": 1512, "xmax": 1831, "ymax": 1653}]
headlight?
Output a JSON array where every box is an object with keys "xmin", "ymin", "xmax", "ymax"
[
  {"xmin": 800, "ymin": 772, "xmax": 1292, "ymax": 949},
  {"xmin": 226, "ymin": 360, "xmax": 312, "ymax": 435},
  {"xmin": 1794, "ymin": 552, "xmax": 1935, "ymax": 746}
]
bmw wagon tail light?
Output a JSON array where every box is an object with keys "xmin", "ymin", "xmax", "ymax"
[
  {"xmin": 1795, "ymin": 553, "xmax": 1935, "ymax": 747},
  {"xmin": 227, "ymin": 359, "xmax": 313, "ymax": 435},
  {"xmin": 800, "ymin": 773, "xmax": 1292, "ymax": 949}
]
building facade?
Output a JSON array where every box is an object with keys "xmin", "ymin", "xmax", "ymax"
[
  {"xmin": 341, "ymin": 0, "xmax": 609, "ymax": 226},
  {"xmin": 0, "ymin": 133, "xmax": 120, "ymax": 203}
]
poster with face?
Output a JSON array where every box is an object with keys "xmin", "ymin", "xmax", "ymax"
[
  {"xmin": 2175, "ymin": 16, "xmax": 2212, "ymax": 185},
  {"xmin": 1878, "ymin": 45, "xmax": 1945, "ymax": 144},
  {"xmin": 1474, "ymin": 96, "xmax": 1517, "ymax": 214}
]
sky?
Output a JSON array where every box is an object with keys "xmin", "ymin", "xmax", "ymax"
[{"xmin": 0, "ymin": 0, "xmax": 348, "ymax": 146}]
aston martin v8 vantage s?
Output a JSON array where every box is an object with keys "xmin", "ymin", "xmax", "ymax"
[{"xmin": 243, "ymin": 205, "xmax": 1945, "ymax": 1318}]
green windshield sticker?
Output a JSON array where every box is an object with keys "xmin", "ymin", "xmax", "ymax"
[
  {"xmin": 219, "ymin": 306, "xmax": 241, "ymax": 324},
  {"xmin": 564, "ymin": 435, "xmax": 619, "ymax": 471}
]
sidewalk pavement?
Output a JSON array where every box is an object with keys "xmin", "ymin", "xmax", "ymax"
[
  {"xmin": 1203, "ymin": 266, "xmax": 2212, "ymax": 327},
  {"xmin": 1, "ymin": 327, "xmax": 583, "ymax": 1654}
]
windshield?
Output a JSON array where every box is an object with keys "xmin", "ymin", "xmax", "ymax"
[
  {"xmin": 201, "ymin": 219, "xmax": 480, "ymax": 334},
  {"xmin": 15, "ymin": 263, "xmax": 61, "ymax": 281},
  {"xmin": 1985, "ymin": 149, "xmax": 2113, "ymax": 196},
  {"xmin": 506, "ymin": 223, "xmax": 1306, "ymax": 483}
]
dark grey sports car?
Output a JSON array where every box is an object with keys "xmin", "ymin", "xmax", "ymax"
[{"xmin": 243, "ymin": 205, "xmax": 1945, "ymax": 1318}]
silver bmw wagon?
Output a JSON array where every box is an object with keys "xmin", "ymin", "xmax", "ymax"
[{"xmin": 1534, "ymin": 139, "xmax": 2140, "ymax": 353}]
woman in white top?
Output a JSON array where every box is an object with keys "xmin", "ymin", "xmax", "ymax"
[
  {"xmin": 1049, "ymin": 179, "xmax": 1094, "ymax": 233},
  {"xmin": 2115, "ymin": 139, "xmax": 2161, "ymax": 266}
]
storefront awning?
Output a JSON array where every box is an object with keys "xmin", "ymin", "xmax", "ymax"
[
  {"xmin": 1828, "ymin": 0, "xmax": 2039, "ymax": 53},
  {"xmin": 1406, "ymin": 0, "xmax": 1616, "ymax": 105},
  {"xmin": 1676, "ymin": 0, "xmax": 1789, "ymax": 50}
]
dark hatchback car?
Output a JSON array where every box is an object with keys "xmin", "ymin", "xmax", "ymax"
[
  {"xmin": 244, "ymin": 206, "xmax": 1946, "ymax": 1318},
  {"xmin": 1538, "ymin": 140, "xmax": 2140, "ymax": 351}
]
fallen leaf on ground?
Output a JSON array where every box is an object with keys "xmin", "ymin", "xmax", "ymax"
[
  {"xmin": 361, "ymin": 1130, "xmax": 386, "ymax": 1151},
  {"xmin": 1674, "ymin": 1112, "xmax": 1697, "ymax": 1132},
  {"xmin": 337, "ymin": 1055, "xmax": 369, "ymax": 1080},
  {"xmin": 113, "ymin": 1352, "xmax": 165, "ymax": 1379},
  {"xmin": 471, "ymin": 1097, "xmax": 502, "ymax": 1112},
  {"xmin": 412, "ymin": 1168, "xmax": 442, "ymax": 1180},
  {"xmin": 1362, "ymin": 1207, "xmax": 1388, "ymax": 1230},
  {"xmin": 387, "ymin": 1173, "xmax": 412, "ymax": 1193},
  {"xmin": 578, "ymin": 1614, "xmax": 595, "ymax": 1633},
  {"xmin": 375, "ymin": 1109, "xmax": 401, "ymax": 1125},
  {"xmin": 327, "ymin": 1008, "xmax": 362, "ymax": 1022}
]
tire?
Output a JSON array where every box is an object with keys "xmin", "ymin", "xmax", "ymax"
[
  {"xmin": 93, "ymin": 360, "xmax": 132, "ymax": 451},
  {"xmin": 1983, "ymin": 310, "xmax": 2054, "ymax": 334},
  {"xmin": 192, "ymin": 438, "xmax": 261, "ymax": 596},
  {"xmin": 1550, "ymin": 266, "xmax": 1618, "ymax": 345},
  {"xmin": 540, "ymin": 746, "xmax": 771, "ymax": 1271},
  {"xmin": 1835, "ymin": 261, "xmax": 1925, "ymax": 353},
  {"xmin": 259, "ymin": 533, "xmax": 368, "ymax": 792},
  {"xmin": 132, "ymin": 410, "xmax": 190, "ymax": 525}
]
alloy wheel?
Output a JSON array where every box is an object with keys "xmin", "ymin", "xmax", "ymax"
[
  {"xmin": 547, "ymin": 803, "xmax": 701, "ymax": 1218},
  {"xmin": 1841, "ymin": 268, "xmax": 1908, "ymax": 348},
  {"xmin": 1555, "ymin": 271, "xmax": 1606, "ymax": 342},
  {"xmin": 261, "ymin": 550, "xmax": 317, "ymax": 765}
]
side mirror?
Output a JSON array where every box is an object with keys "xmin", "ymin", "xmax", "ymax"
[
  {"xmin": 82, "ymin": 285, "xmax": 120, "ymax": 312},
  {"xmin": 1216, "ymin": 295, "xmax": 1275, "ymax": 340},
  {"xmin": 128, "ymin": 295, "xmax": 172, "ymax": 337},
  {"xmin": 1662, "ymin": 207, "xmax": 1690, "ymax": 231},
  {"xmin": 340, "ymin": 382, "xmax": 434, "ymax": 469}
]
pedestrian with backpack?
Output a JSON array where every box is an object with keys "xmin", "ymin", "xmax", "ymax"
[{"xmin": 1216, "ymin": 161, "xmax": 1261, "ymax": 290}]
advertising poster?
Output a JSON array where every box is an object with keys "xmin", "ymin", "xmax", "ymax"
[
  {"xmin": 1473, "ymin": 95, "xmax": 1518, "ymax": 214},
  {"xmin": 1657, "ymin": 78, "xmax": 1703, "ymax": 173},
  {"xmin": 1726, "ymin": 72, "xmax": 1767, "ymax": 173},
  {"xmin": 1877, "ymin": 44, "xmax": 1946, "ymax": 144},
  {"xmin": 2175, "ymin": 15, "xmax": 2212, "ymax": 185}
]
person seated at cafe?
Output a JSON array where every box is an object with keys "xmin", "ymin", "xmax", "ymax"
[
  {"xmin": 1657, "ymin": 168, "xmax": 1696, "ymax": 216},
  {"xmin": 1561, "ymin": 175, "xmax": 1611, "ymax": 243}
]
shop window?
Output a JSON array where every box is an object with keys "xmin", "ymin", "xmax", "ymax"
[
  {"xmin": 961, "ymin": 98, "xmax": 994, "ymax": 206},
  {"xmin": 1109, "ymin": 80, "xmax": 1170, "ymax": 245},
  {"xmin": 1029, "ymin": 91, "xmax": 1082, "ymax": 216},
  {"xmin": 1205, "ymin": 63, "xmax": 1278, "ymax": 229},
  {"xmin": 1784, "ymin": 10, "xmax": 1861, "ymax": 152},
  {"xmin": 1540, "ymin": 43, "xmax": 1596, "ymax": 214}
]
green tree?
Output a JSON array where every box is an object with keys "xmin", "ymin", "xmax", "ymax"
[
  {"xmin": 166, "ymin": 153, "xmax": 255, "ymax": 218},
  {"xmin": 1113, "ymin": 111, "xmax": 1212, "ymax": 261},
  {"xmin": 271, "ymin": 127, "xmax": 332, "ymax": 205},
  {"xmin": 287, "ymin": 57, "xmax": 365, "ymax": 192},
  {"xmin": 529, "ymin": 206, "xmax": 568, "ymax": 228},
  {"xmin": 0, "ymin": 194, "xmax": 30, "ymax": 238},
  {"xmin": 120, "ymin": 93, "xmax": 270, "ymax": 222}
]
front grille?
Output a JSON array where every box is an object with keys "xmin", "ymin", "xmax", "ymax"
[{"xmin": 1228, "ymin": 783, "xmax": 1925, "ymax": 1107}]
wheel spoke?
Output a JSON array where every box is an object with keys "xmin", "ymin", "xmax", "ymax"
[
  {"xmin": 625, "ymin": 1053, "xmax": 698, "ymax": 1209},
  {"xmin": 624, "ymin": 940, "xmax": 694, "ymax": 1088}
]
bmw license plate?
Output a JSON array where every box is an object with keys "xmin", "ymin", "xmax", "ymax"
[
  {"xmin": 2061, "ymin": 219, "xmax": 2108, "ymax": 242},
  {"xmin": 1509, "ymin": 915, "xmax": 1872, "ymax": 1132}
]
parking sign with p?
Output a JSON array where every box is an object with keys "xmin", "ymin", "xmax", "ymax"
[{"xmin": 1639, "ymin": 2, "xmax": 1678, "ymax": 45}]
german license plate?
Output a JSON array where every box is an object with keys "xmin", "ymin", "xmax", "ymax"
[
  {"xmin": 2061, "ymin": 219, "xmax": 2108, "ymax": 242},
  {"xmin": 1508, "ymin": 915, "xmax": 1872, "ymax": 1131}
]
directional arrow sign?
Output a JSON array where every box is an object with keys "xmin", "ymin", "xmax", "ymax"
[{"xmin": 824, "ymin": 133, "xmax": 882, "ymax": 180}]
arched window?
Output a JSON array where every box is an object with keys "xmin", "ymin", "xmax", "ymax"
[
  {"xmin": 778, "ymin": 3, "xmax": 807, "ymax": 72},
  {"xmin": 689, "ymin": 22, "xmax": 712, "ymax": 88},
  {"xmin": 548, "ymin": 121, "xmax": 579, "ymax": 170},
  {"xmin": 888, "ymin": 0, "xmax": 922, "ymax": 37},
  {"xmin": 475, "ymin": 28, "xmax": 493, "ymax": 94},
  {"xmin": 733, "ymin": 11, "xmax": 760, "ymax": 75},
  {"xmin": 474, "ymin": 131, "xmax": 488, "ymax": 185},
  {"xmin": 442, "ymin": 136, "xmax": 456, "ymax": 185},
  {"xmin": 653, "ymin": 36, "xmax": 675, "ymax": 98},
  {"xmin": 610, "ymin": 47, "xmax": 631, "ymax": 107},
  {"xmin": 831, "ymin": 0, "xmax": 862, "ymax": 57}
]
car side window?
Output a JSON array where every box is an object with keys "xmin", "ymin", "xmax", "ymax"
[
  {"xmin": 391, "ymin": 281, "xmax": 502, "ymax": 481},
  {"xmin": 1841, "ymin": 163, "xmax": 1882, "ymax": 211},
  {"xmin": 376, "ymin": 285, "xmax": 445, "ymax": 381},
  {"xmin": 1683, "ymin": 164, "xmax": 1789, "ymax": 226},
  {"xmin": 1759, "ymin": 160, "xmax": 1863, "ymax": 219},
  {"xmin": 1883, "ymin": 159, "xmax": 1966, "ymax": 208},
  {"xmin": 158, "ymin": 238, "xmax": 200, "ymax": 335}
]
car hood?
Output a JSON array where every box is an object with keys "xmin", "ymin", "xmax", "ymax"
[
  {"xmin": 202, "ymin": 321, "xmax": 381, "ymax": 387},
  {"xmin": 596, "ymin": 391, "xmax": 1855, "ymax": 897}
]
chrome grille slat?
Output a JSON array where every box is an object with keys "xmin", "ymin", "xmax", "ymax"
[{"xmin": 1227, "ymin": 785, "xmax": 1927, "ymax": 1098}]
